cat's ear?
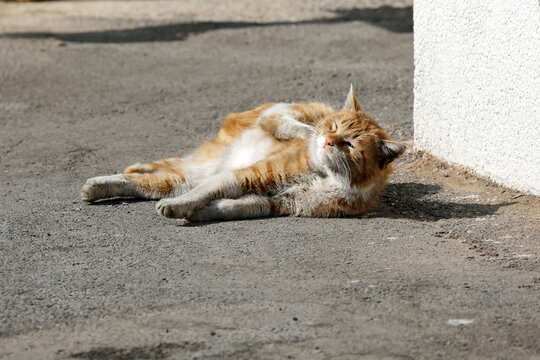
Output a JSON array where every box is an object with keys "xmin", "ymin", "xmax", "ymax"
[
  {"xmin": 343, "ymin": 84, "xmax": 362, "ymax": 112},
  {"xmin": 379, "ymin": 140, "xmax": 406, "ymax": 169}
]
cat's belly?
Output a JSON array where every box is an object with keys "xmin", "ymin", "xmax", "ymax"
[{"xmin": 219, "ymin": 128, "xmax": 275, "ymax": 171}]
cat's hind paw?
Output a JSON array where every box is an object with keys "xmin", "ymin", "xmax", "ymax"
[
  {"xmin": 81, "ymin": 175, "xmax": 138, "ymax": 203},
  {"xmin": 124, "ymin": 163, "xmax": 155, "ymax": 174},
  {"xmin": 81, "ymin": 178, "xmax": 103, "ymax": 203},
  {"xmin": 156, "ymin": 197, "xmax": 200, "ymax": 219}
]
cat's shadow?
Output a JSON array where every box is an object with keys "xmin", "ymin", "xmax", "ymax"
[
  {"xmin": 367, "ymin": 182, "xmax": 510, "ymax": 221},
  {"xmin": 184, "ymin": 182, "xmax": 511, "ymax": 226},
  {"xmin": 86, "ymin": 182, "xmax": 510, "ymax": 224},
  {"xmin": 89, "ymin": 198, "xmax": 147, "ymax": 206}
]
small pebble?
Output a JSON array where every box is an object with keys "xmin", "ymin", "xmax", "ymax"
[{"xmin": 447, "ymin": 319, "xmax": 474, "ymax": 326}]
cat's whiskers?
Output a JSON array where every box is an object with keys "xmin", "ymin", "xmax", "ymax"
[{"xmin": 337, "ymin": 151, "xmax": 352, "ymax": 181}]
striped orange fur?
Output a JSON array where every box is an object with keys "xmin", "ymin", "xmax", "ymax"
[{"xmin": 82, "ymin": 86, "xmax": 405, "ymax": 221}]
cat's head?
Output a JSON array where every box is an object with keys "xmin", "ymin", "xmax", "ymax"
[{"xmin": 310, "ymin": 85, "xmax": 406, "ymax": 187}]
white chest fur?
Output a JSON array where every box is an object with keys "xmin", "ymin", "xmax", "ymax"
[{"xmin": 220, "ymin": 128, "xmax": 274, "ymax": 171}]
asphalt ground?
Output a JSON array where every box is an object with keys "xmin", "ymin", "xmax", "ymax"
[{"xmin": 1, "ymin": 1, "xmax": 539, "ymax": 359}]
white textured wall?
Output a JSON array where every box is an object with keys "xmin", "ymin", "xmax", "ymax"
[{"xmin": 414, "ymin": 1, "xmax": 540, "ymax": 195}]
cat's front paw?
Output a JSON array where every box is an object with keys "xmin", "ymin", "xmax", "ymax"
[
  {"xmin": 156, "ymin": 197, "xmax": 199, "ymax": 219},
  {"xmin": 297, "ymin": 125, "xmax": 313, "ymax": 139}
]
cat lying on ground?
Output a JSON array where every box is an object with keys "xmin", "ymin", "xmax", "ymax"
[{"xmin": 81, "ymin": 86, "xmax": 405, "ymax": 221}]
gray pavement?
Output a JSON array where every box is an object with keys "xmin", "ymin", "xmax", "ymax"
[{"xmin": 1, "ymin": 1, "xmax": 539, "ymax": 359}]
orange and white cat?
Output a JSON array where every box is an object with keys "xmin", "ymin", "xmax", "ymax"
[{"xmin": 81, "ymin": 86, "xmax": 405, "ymax": 221}]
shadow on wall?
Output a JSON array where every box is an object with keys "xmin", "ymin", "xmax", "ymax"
[
  {"xmin": 1, "ymin": 6, "xmax": 412, "ymax": 43},
  {"xmin": 369, "ymin": 183, "xmax": 510, "ymax": 221}
]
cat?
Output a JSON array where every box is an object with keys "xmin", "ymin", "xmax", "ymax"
[{"xmin": 81, "ymin": 86, "xmax": 405, "ymax": 221}]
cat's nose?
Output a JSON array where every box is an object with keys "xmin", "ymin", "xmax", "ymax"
[{"xmin": 324, "ymin": 137, "xmax": 334, "ymax": 147}]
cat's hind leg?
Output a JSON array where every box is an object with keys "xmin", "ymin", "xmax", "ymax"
[
  {"xmin": 123, "ymin": 157, "xmax": 183, "ymax": 174},
  {"xmin": 188, "ymin": 195, "xmax": 274, "ymax": 222},
  {"xmin": 82, "ymin": 156, "xmax": 191, "ymax": 203},
  {"xmin": 81, "ymin": 170, "xmax": 186, "ymax": 203}
]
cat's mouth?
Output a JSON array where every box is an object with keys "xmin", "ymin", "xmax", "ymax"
[
  {"xmin": 317, "ymin": 136, "xmax": 337, "ymax": 156},
  {"xmin": 315, "ymin": 136, "xmax": 330, "ymax": 156},
  {"xmin": 311, "ymin": 135, "xmax": 352, "ymax": 177},
  {"xmin": 315, "ymin": 135, "xmax": 339, "ymax": 163}
]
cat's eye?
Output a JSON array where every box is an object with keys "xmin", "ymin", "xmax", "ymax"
[
  {"xmin": 344, "ymin": 141, "xmax": 353, "ymax": 148},
  {"xmin": 330, "ymin": 122, "xmax": 337, "ymax": 131}
]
